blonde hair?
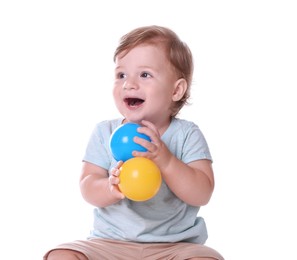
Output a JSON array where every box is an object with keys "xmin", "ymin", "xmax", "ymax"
[{"xmin": 114, "ymin": 25, "xmax": 193, "ymax": 116}]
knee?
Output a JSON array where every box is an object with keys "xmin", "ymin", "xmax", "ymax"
[
  {"xmin": 45, "ymin": 249, "xmax": 87, "ymax": 260},
  {"xmin": 187, "ymin": 258, "xmax": 217, "ymax": 260}
]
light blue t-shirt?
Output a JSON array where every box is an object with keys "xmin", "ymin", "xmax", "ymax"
[{"xmin": 83, "ymin": 117, "xmax": 212, "ymax": 244}]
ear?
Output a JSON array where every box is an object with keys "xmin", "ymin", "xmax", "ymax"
[{"xmin": 172, "ymin": 78, "xmax": 187, "ymax": 101}]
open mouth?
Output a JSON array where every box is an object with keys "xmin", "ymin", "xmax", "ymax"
[{"xmin": 124, "ymin": 98, "xmax": 144, "ymax": 108}]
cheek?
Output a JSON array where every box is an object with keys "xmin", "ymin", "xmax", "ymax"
[
  {"xmin": 112, "ymin": 85, "xmax": 123, "ymax": 107},
  {"xmin": 112, "ymin": 86, "xmax": 117, "ymax": 98},
  {"xmin": 112, "ymin": 84, "xmax": 120, "ymax": 98},
  {"xmin": 150, "ymin": 88, "xmax": 172, "ymax": 104}
]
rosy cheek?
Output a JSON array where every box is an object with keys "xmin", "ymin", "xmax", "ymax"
[{"xmin": 112, "ymin": 86, "xmax": 120, "ymax": 97}]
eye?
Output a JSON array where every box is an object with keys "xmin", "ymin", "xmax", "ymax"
[
  {"xmin": 140, "ymin": 72, "xmax": 151, "ymax": 78},
  {"xmin": 116, "ymin": 72, "xmax": 126, "ymax": 79}
]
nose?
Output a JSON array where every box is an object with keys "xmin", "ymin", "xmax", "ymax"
[{"xmin": 123, "ymin": 77, "xmax": 138, "ymax": 90}]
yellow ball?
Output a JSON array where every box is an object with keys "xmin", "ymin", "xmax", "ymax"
[{"xmin": 119, "ymin": 157, "xmax": 162, "ymax": 201}]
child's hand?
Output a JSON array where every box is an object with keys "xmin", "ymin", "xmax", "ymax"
[
  {"xmin": 132, "ymin": 120, "xmax": 173, "ymax": 171},
  {"xmin": 109, "ymin": 161, "xmax": 125, "ymax": 200}
]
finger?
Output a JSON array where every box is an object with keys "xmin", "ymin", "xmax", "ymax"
[
  {"xmin": 135, "ymin": 128, "xmax": 159, "ymax": 146},
  {"xmin": 138, "ymin": 122, "xmax": 160, "ymax": 142},
  {"xmin": 116, "ymin": 160, "xmax": 124, "ymax": 168},
  {"xmin": 110, "ymin": 167, "xmax": 117, "ymax": 175},
  {"xmin": 133, "ymin": 136, "xmax": 152, "ymax": 149},
  {"xmin": 114, "ymin": 168, "xmax": 121, "ymax": 177},
  {"xmin": 109, "ymin": 175, "xmax": 120, "ymax": 185},
  {"xmin": 110, "ymin": 162, "xmax": 123, "ymax": 176},
  {"xmin": 141, "ymin": 120, "xmax": 158, "ymax": 132}
]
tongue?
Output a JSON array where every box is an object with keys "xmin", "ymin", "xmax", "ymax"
[
  {"xmin": 128, "ymin": 98, "xmax": 144, "ymax": 107},
  {"xmin": 131, "ymin": 100, "xmax": 142, "ymax": 106}
]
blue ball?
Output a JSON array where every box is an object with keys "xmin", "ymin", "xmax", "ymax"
[{"xmin": 109, "ymin": 123, "xmax": 151, "ymax": 162}]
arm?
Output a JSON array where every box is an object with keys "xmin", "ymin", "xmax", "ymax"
[
  {"xmin": 79, "ymin": 161, "xmax": 124, "ymax": 208},
  {"xmin": 159, "ymin": 156, "xmax": 214, "ymax": 206},
  {"xmin": 133, "ymin": 120, "xmax": 214, "ymax": 207}
]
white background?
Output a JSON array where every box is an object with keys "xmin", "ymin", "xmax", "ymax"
[{"xmin": 1, "ymin": 1, "xmax": 296, "ymax": 259}]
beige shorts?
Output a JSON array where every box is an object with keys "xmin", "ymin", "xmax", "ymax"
[{"xmin": 43, "ymin": 238, "xmax": 224, "ymax": 260}]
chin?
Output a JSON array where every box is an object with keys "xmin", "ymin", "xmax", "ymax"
[{"xmin": 123, "ymin": 116, "xmax": 143, "ymax": 124}]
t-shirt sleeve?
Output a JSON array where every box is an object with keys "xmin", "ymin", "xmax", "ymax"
[
  {"xmin": 82, "ymin": 122, "xmax": 112, "ymax": 170},
  {"xmin": 182, "ymin": 122, "xmax": 212, "ymax": 164}
]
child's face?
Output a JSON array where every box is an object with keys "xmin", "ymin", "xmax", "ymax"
[{"xmin": 113, "ymin": 44, "xmax": 180, "ymax": 126}]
